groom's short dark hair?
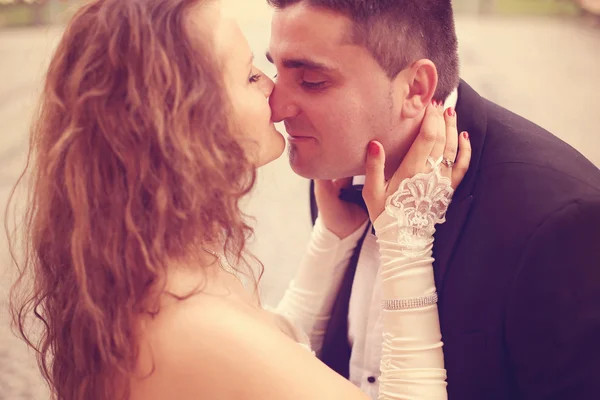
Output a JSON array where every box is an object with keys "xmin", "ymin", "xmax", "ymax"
[{"xmin": 267, "ymin": 0, "xmax": 459, "ymax": 101}]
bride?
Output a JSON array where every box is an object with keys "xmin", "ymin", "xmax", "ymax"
[{"xmin": 7, "ymin": 0, "xmax": 471, "ymax": 399}]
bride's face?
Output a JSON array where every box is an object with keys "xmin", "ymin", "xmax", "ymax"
[{"xmin": 198, "ymin": 2, "xmax": 285, "ymax": 167}]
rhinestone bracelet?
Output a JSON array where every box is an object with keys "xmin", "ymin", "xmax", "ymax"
[{"xmin": 382, "ymin": 292, "xmax": 438, "ymax": 310}]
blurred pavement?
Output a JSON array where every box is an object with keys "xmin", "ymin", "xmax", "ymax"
[{"xmin": 1, "ymin": 2, "xmax": 600, "ymax": 398}]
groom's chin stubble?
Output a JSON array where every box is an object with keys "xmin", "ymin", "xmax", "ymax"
[
  {"xmin": 287, "ymin": 143, "xmax": 301, "ymax": 172},
  {"xmin": 287, "ymin": 143, "xmax": 314, "ymax": 178}
]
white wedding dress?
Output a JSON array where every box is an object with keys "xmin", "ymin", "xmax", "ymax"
[{"xmin": 274, "ymin": 164, "xmax": 453, "ymax": 399}]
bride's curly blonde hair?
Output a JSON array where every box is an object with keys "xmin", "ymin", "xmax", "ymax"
[{"xmin": 6, "ymin": 0, "xmax": 259, "ymax": 398}]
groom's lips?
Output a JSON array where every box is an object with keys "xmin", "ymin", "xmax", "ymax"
[
  {"xmin": 285, "ymin": 127, "xmax": 314, "ymax": 142},
  {"xmin": 287, "ymin": 134, "xmax": 314, "ymax": 143},
  {"xmin": 284, "ymin": 122, "xmax": 315, "ymax": 142}
]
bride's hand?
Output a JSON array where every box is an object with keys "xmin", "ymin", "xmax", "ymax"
[
  {"xmin": 314, "ymin": 178, "xmax": 368, "ymax": 239},
  {"xmin": 362, "ymin": 102, "xmax": 472, "ymax": 222}
]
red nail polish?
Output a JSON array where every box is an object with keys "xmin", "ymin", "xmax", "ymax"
[
  {"xmin": 368, "ymin": 142, "xmax": 379, "ymax": 156},
  {"xmin": 447, "ymin": 107, "xmax": 455, "ymax": 117},
  {"xmin": 463, "ymin": 131, "xmax": 469, "ymax": 140}
]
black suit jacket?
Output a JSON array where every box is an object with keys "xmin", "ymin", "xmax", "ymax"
[{"xmin": 312, "ymin": 81, "xmax": 600, "ymax": 399}]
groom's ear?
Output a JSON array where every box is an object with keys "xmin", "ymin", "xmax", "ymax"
[{"xmin": 393, "ymin": 59, "xmax": 438, "ymax": 119}]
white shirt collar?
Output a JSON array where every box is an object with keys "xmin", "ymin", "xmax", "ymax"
[{"xmin": 445, "ymin": 87, "xmax": 459, "ymax": 110}]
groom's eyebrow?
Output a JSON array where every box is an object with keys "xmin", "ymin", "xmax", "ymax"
[{"xmin": 265, "ymin": 51, "xmax": 335, "ymax": 71}]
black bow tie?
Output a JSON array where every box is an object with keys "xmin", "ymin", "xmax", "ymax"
[{"xmin": 339, "ymin": 185, "xmax": 368, "ymax": 212}]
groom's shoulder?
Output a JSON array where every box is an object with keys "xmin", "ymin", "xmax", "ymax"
[{"xmin": 477, "ymin": 99, "xmax": 600, "ymax": 195}]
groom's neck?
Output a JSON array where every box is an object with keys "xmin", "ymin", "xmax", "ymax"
[{"xmin": 382, "ymin": 88, "xmax": 459, "ymax": 180}]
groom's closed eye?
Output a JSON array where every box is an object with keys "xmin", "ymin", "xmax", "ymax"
[
  {"xmin": 301, "ymin": 71, "xmax": 329, "ymax": 91},
  {"xmin": 266, "ymin": 52, "xmax": 333, "ymax": 92},
  {"xmin": 301, "ymin": 81, "xmax": 327, "ymax": 91}
]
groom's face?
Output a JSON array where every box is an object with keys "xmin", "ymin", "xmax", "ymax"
[{"xmin": 268, "ymin": 3, "xmax": 407, "ymax": 180}]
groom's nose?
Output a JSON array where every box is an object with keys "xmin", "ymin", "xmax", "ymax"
[{"xmin": 269, "ymin": 84, "xmax": 300, "ymax": 123}]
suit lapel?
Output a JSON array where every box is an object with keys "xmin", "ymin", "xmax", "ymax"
[
  {"xmin": 433, "ymin": 80, "xmax": 488, "ymax": 293},
  {"xmin": 433, "ymin": 195, "xmax": 473, "ymax": 291}
]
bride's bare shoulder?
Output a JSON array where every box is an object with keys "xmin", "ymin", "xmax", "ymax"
[
  {"xmin": 129, "ymin": 292, "xmax": 367, "ymax": 400},
  {"xmin": 129, "ymin": 292, "xmax": 251, "ymax": 396}
]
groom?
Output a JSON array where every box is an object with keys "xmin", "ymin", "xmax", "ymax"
[{"xmin": 266, "ymin": 1, "xmax": 600, "ymax": 399}]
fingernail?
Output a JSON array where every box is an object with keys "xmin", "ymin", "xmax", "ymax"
[
  {"xmin": 447, "ymin": 107, "xmax": 455, "ymax": 117},
  {"xmin": 462, "ymin": 131, "xmax": 469, "ymax": 140},
  {"xmin": 368, "ymin": 141, "xmax": 379, "ymax": 156}
]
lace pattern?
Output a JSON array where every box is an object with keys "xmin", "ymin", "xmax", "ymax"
[{"xmin": 384, "ymin": 157, "xmax": 454, "ymax": 254}]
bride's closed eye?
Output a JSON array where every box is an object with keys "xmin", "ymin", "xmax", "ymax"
[{"xmin": 249, "ymin": 73, "xmax": 261, "ymax": 83}]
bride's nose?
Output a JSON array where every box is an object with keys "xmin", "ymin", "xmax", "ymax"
[{"xmin": 260, "ymin": 75, "xmax": 275, "ymax": 98}]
